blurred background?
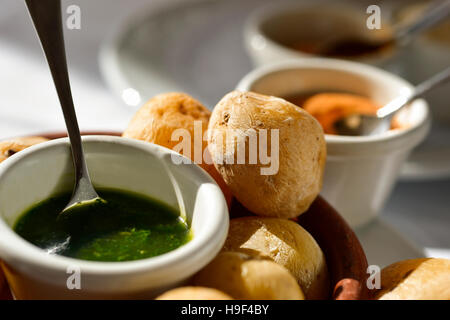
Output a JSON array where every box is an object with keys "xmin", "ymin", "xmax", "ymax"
[{"xmin": 0, "ymin": 0, "xmax": 449, "ymax": 266}]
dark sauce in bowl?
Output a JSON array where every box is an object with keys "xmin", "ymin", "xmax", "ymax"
[
  {"xmin": 14, "ymin": 189, "xmax": 191, "ymax": 262},
  {"xmin": 284, "ymin": 90, "xmax": 329, "ymax": 107},
  {"xmin": 288, "ymin": 38, "xmax": 393, "ymax": 58}
]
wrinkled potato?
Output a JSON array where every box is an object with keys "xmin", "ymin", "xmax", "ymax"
[
  {"xmin": 208, "ymin": 91, "xmax": 326, "ymax": 218},
  {"xmin": 374, "ymin": 258, "xmax": 450, "ymax": 300},
  {"xmin": 156, "ymin": 286, "xmax": 233, "ymax": 300},
  {"xmin": 222, "ymin": 217, "xmax": 329, "ymax": 299},
  {"xmin": 193, "ymin": 252, "xmax": 304, "ymax": 300},
  {"xmin": 123, "ymin": 92, "xmax": 232, "ymax": 206},
  {"xmin": 123, "ymin": 92, "xmax": 211, "ymax": 152},
  {"xmin": 0, "ymin": 136, "xmax": 49, "ymax": 163}
]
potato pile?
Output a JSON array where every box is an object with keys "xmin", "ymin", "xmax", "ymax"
[
  {"xmin": 125, "ymin": 91, "xmax": 329, "ymax": 300},
  {"xmin": 221, "ymin": 217, "xmax": 328, "ymax": 299},
  {"xmin": 2, "ymin": 91, "xmax": 448, "ymax": 300}
]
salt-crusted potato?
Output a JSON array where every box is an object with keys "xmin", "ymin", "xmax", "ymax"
[
  {"xmin": 208, "ymin": 91, "xmax": 326, "ymax": 218},
  {"xmin": 374, "ymin": 258, "xmax": 450, "ymax": 300},
  {"xmin": 156, "ymin": 286, "xmax": 233, "ymax": 300},
  {"xmin": 0, "ymin": 136, "xmax": 49, "ymax": 163},
  {"xmin": 123, "ymin": 92, "xmax": 211, "ymax": 152},
  {"xmin": 123, "ymin": 92, "xmax": 232, "ymax": 206},
  {"xmin": 193, "ymin": 252, "xmax": 304, "ymax": 300},
  {"xmin": 222, "ymin": 217, "xmax": 329, "ymax": 299}
]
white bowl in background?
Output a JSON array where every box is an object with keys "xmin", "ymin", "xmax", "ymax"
[
  {"xmin": 237, "ymin": 58, "xmax": 430, "ymax": 228},
  {"xmin": 0, "ymin": 136, "xmax": 229, "ymax": 299},
  {"xmin": 244, "ymin": 2, "xmax": 404, "ymax": 74}
]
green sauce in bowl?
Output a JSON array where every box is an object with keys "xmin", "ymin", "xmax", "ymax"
[{"xmin": 14, "ymin": 189, "xmax": 191, "ymax": 262}]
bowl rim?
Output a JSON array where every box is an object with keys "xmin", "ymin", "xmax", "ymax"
[
  {"xmin": 236, "ymin": 58, "xmax": 431, "ymax": 145},
  {"xmin": 0, "ymin": 135, "xmax": 229, "ymax": 276}
]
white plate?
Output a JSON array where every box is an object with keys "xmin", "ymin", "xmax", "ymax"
[
  {"xmin": 355, "ymin": 218, "xmax": 425, "ymax": 268},
  {"xmin": 99, "ymin": 0, "xmax": 450, "ymax": 180},
  {"xmin": 401, "ymin": 121, "xmax": 450, "ymax": 180},
  {"xmin": 99, "ymin": 0, "xmax": 276, "ymax": 109},
  {"xmin": 356, "ymin": 217, "xmax": 450, "ymax": 268}
]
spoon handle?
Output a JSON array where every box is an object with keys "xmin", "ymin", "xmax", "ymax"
[
  {"xmin": 25, "ymin": 0, "xmax": 91, "ymax": 187},
  {"xmin": 377, "ymin": 66, "xmax": 450, "ymax": 118},
  {"xmin": 395, "ymin": 0, "xmax": 450, "ymax": 44},
  {"xmin": 412, "ymin": 66, "xmax": 450, "ymax": 100}
]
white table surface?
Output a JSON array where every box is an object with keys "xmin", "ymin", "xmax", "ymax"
[{"xmin": 1, "ymin": 0, "xmax": 449, "ymax": 266}]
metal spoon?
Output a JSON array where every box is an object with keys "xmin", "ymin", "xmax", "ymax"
[
  {"xmin": 25, "ymin": 0, "xmax": 103, "ymax": 217},
  {"xmin": 321, "ymin": 0, "xmax": 450, "ymax": 57},
  {"xmin": 335, "ymin": 66, "xmax": 450, "ymax": 136}
]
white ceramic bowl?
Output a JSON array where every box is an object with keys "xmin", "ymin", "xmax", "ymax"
[
  {"xmin": 244, "ymin": 2, "xmax": 403, "ymax": 73},
  {"xmin": 0, "ymin": 136, "xmax": 229, "ymax": 299},
  {"xmin": 237, "ymin": 58, "xmax": 430, "ymax": 227}
]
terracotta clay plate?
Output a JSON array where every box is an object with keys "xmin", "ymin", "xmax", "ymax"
[{"xmin": 0, "ymin": 131, "xmax": 369, "ymax": 300}]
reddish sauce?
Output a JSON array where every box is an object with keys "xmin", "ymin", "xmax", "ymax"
[{"xmin": 284, "ymin": 91, "xmax": 402, "ymax": 134}]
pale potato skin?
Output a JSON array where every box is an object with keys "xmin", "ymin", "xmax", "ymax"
[
  {"xmin": 156, "ymin": 286, "xmax": 233, "ymax": 300},
  {"xmin": 193, "ymin": 252, "xmax": 304, "ymax": 300},
  {"xmin": 222, "ymin": 217, "xmax": 329, "ymax": 300},
  {"xmin": 123, "ymin": 92, "xmax": 211, "ymax": 153},
  {"xmin": 123, "ymin": 92, "xmax": 232, "ymax": 206},
  {"xmin": 374, "ymin": 258, "xmax": 450, "ymax": 300},
  {"xmin": 208, "ymin": 91, "xmax": 326, "ymax": 218},
  {"xmin": 0, "ymin": 136, "xmax": 49, "ymax": 163}
]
